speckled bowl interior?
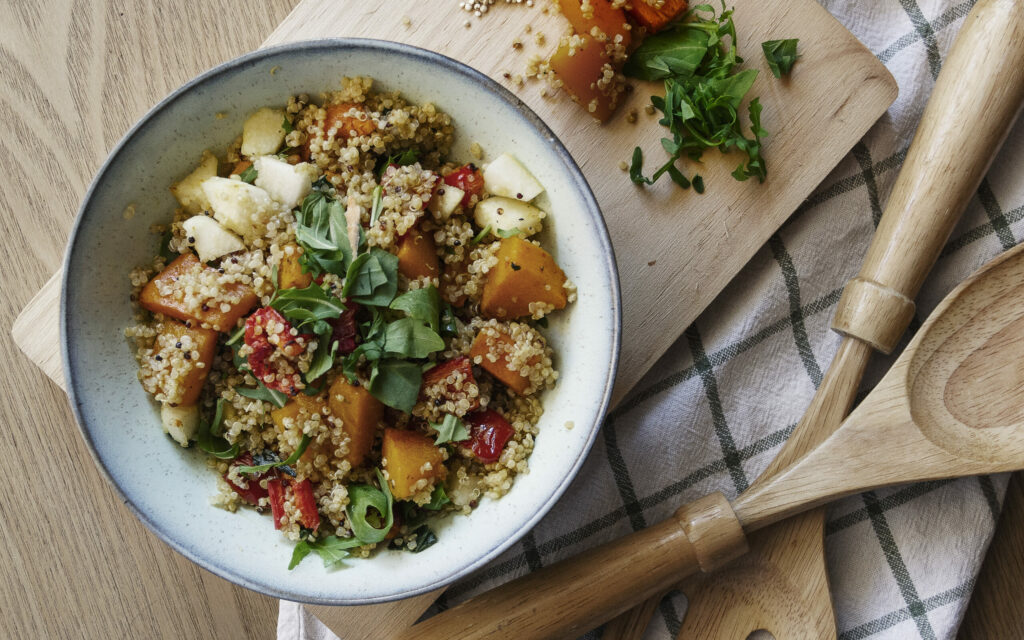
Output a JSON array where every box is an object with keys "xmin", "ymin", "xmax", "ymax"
[{"xmin": 62, "ymin": 39, "xmax": 620, "ymax": 605}]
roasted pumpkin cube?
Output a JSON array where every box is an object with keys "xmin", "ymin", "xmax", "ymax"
[
  {"xmin": 270, "ymin": 393, "xmax": 328, "ymax": 464},
  {"xmin": 382, "ymin": 428, "xmax": 446, "ymax": 500},
  {"xmin": 481, "ymin": 237, "xmax": 568, "ymax": 320},
  {"xmin": 469, "ymin": 327, "xmax": 537, "ymax": 395},
  {"xmin": 550, "ymin": 36, "xmax": 624, "ymax": 123},
  {"xmin": 140, "ymin": 253, "xmax": 259, "ymax": 332},
  {"xmin": 324, "ymin": 102, "xmax": 377, "ymax": 139},
  {"xmin": 155, "ymin": 320, "xmax": 218, "ymax": 406},
  {"xmin": 627, "ymin": 0, "xmax": 689, "ymax": 32},
  {"xmin": 397, "ymin": 226, "xmax": 440, "ymax": 280},
  {"xmin": 421, "ymin": 356, "xmax": 481, "ymax": 414},
  {"xmin": 558, "ymin": 0, "xmax": 632, "ymax": 45},
  {"xmin": 279, "ymin": 244, "xmax": 313, "ymax": 290},
  {"xmin": 329, "ymin": 377, "xmax": 383, "ymax": 469}
]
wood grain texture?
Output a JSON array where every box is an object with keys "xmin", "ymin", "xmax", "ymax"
[{"xmin": 0, "ymin": 1, "xmax": 297, "ymax": 639}]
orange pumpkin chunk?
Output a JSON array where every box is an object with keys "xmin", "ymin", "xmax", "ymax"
[
  {"xmin": 470, "ymin": 329, "xmax": 535, "ymax": 395},
  {"xmin": 480, "ymin": 237, "xmax": 568, "ymax": 320},
  {"xmin": 329, "ymin": 377, "xmax": 383, "ymax": 469},
  {"xmin": 156, "ymin": 320, "xmax": 218, "ymax": 406},
  {"xmin": 324, "ymin": 102, "xmax": 376, "ymax": 139},
  {"xmin": 270, "ymin": 393, "xmax": 328, "ymax": 464},
  {"xmin": 558, "ymin": 0, "xmax": 632, "ymax": 45},
  {"xmin": 382, "ymin": 429, "xmax": 446, "ymax": 500},
  {"xmin": 279, "ymin": 244, "xmax": 313, "ymax": 290},
  {"xmin": 627, "ymin": 0, "xmax": 689, "ymax": 33},
  {"xmin": 397, "ymin": 226, "xmax": 440, "ymax": 280},
  {"xmin": 140, "ymin": 253, "xmax": 258, "ymax": 332}
]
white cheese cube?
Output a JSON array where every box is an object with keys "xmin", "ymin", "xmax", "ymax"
[
  {"xmin": 200, "ymin": 176, "xmax": 276, "ymax": 240},
  {"xmin": 170, "ymin": 151, "xmax": 218, "ymax": 214},
  {"xmin": 254, "ymin": 155, "xmax": 317, "ymax": 210},
  {"xmin": 473, "ymin": 196, "xmax": 545, "ymax": 238},
  {"xmin": 241, "ymin": 107, "xmax": 288, "ymax": 156},
  {"xmin": 161, "ymin": 403, "xmax": 199, "ymax": 447},
  {"xmin": 482, "ymin": 153, "xmax": 544, "ymax": 201},
  {"xmin": 428, "ymin": 184, "xmax": 465, "ymax": 220},
  {"xmin": 182, "ymin": 216, "xmax": 245, "ymax": 263}
]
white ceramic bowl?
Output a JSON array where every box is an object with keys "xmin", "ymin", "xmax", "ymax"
[{"xmin": 62, "ymin": 39, "xmax": 620, "ymax": 605}]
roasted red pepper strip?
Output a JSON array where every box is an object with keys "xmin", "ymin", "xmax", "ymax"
[
  {"xmin": 244, "ymin": 307, "xmax": 311, "ymax": 396},
  {"xmin": 443, "ymin": 164, "xmax": 484, "ymax": 207},
  {"xmin": 223, "ymin": 453, "xmax": 270, "ymax": 505},
  {"xmin": 328, "ymin": 301, "xmax": 360, "ymax": 356},
  {"xmin": 267, "ymin": 478, "xmax": 287, "ymax": 530},
  {"xmin": 290, "ymin": 478, "xmax": 321, "ymax": 531},
  {"xmin": 466, "ymin": 410, "xmax": 516, "ymax": 464},
  {"xmin": 421, "ymin": 356, "xmax": 480, "ymax": 412}
]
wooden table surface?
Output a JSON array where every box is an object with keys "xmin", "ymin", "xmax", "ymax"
[{"xmin": 0, "ymin": 1, "xmax": 1020, "ymax": 638}]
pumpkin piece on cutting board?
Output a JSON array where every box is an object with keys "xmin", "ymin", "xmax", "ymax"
[
  {"xmin": 140, "ymin": 253, "xmax": 259, "ymax": 332},
  {"xmin": 480, "ymin": 236, "xmax": 568, "ymax": 320},
  {"xmin": 278, "ymin": 244, "xmax": 313, "ymax": 290},
  {"xmin": 550, "ymin": 0, "xmax": 632, "ymax": 122},
  {"xmin": 627, "ymin": 0, "xmax": 689, "ymax": 33},
  {"xmin": 152, "ymin": 320, "xmax": 219, "ymax": 406},
  {"xmin": 382, "ymin": 428, "xmax": 446, "ymax": 501},
  {"xmin": 397, "ymin": 226, "xmax": 440, "ymax": 280},
  {"xmin": 329, "ymin": 377, "xmax": 384, "ymax": 470}
]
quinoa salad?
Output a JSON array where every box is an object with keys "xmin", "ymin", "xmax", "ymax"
[{"xmin": 125, "ymin": 77, "xmax": 576, "ymax": 569}]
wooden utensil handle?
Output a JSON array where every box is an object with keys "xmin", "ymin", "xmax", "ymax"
[
  {"xmin": 406, "ymin": 493, "xmax": 746, "ymax": 640},
  {"xmin": 832, "ymin": 0, "xmax": 1024, "ymax": 353}
]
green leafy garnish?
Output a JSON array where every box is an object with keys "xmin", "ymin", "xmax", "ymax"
[
  {"xmin": 439, "ymin": 302, "xmax": 459, "ymax": 338},
  {"xmin": 271, "ymin": 283, "xmax": 345, "ymax": 330},
  {"xmin": 429, "ymin": 414, "xmax": 469, "ymax": 445},
  {"xmin": 226, "ymin": 325, "xmax": 245, "ymax": 346},
  {"xmin": 761, "ymin": 38, "xmax": 799, "ymax": 78},
  {"xmin": 496, "ymin": 227, "xmax": 522, "ymax": 238},
  {"xmin": 235, "ymin": 383, "xmax": 288, "ymax": 409},
  {"xmin": 624, "ymin": 3, "xmax": 771, "ymax": 190},
  {"xmin": 238, "ymin": 164, "xmax": 258, "ymax": 184},
  {"xmin": 368, "ymin": 359, "xmax": 422, "ymax": 413},
  {"xmin": 389, "ymin": 287, "xmax": 441, "ymax": 332},
  {"xmin": 346, "ymin": 469, "xmax": 395, "ymax": 544},
  {"xmin": 384, "ymin": 317, "xmax": 445, "ymax": 359},
  {"xmin": 370, "ymin": 185, "xmax": 384, "ymax": 227},
  {"xmin": 471, "ymin": 225, "xmax": 521, "ymax": 245},
  {"xmin": 375, "ymin": 148, "xmax": 421, "ymax": 177},
  {"xmin": 295, "ymin": 190, "xmax": 353, "ymax": 277},
  {"xmin": 406, "ymin": 525, "xmax": 438, "ymax": 553},
  {"xmin": 342, "ymin": 248, "xmax": 399, "ymax": 307},
  {"xmin": 235, "ymin": 435, "xmax": 311, "ymax": 475},
  {"xmin": 195, "ymin": 399, "xmax": 240, "ymax": 459},
  {"xmin": 424, "ymin": 484, "xmax": 450, "ymax": 510},
  {"xmin": 282, "ymin": 116, "xmax": 295, "ymax": 134},
  {"xmin": 289, "ymin": 535, "xmax": 365, "ymax": 570}
]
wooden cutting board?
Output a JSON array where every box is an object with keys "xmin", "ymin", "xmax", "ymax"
[{"xmin": 11, "ymin": 0, "xmax": 895, "ymax": 637}]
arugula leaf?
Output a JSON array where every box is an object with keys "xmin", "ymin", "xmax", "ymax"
[
  {"xmin": 236, "ymin": 435, "xmax": 311, "ymax": 475},
  {"xmin": 238, "ymin": 164, "xmax": 258, "ymax": 184},
  {"xmin": 288, "ymin": 535, "xmax": 365, "ymax": 570},
  {"xmin": 425, "ymin": 484, "xmax": 450, "ymax": 510},
  {"xmin": 343, "ymin": 248, "xmax": 399, "ymax": 307},
  {"xmin": 407, "ymin": 525, "xmax": 439, "ymax": 553},
  {"xmin": 389, "ymin": 287, "xmax": 441, "ymax": 332},
  {"xmin": 346, "ymin": 469, "xmax": 395, "ymax": 544},
  {"xmin": 235, "ymin": 384, "xmax": 288, "ymax": 409},
  {"xmin": 383, "ymin": 319, "xmax": 443, "ymax": 362},
  {"xmin": 762, "ymin": 38, "xmax": 799, "ymax": 78},
  {"xmin": 439, "ymin": 303, "xmax": 459, "ymax": 339},
  {"xmin": 622, "ymin": 27, "xmax": 710, "ymax": 81},
  {"xmin": 429, "ymin": 414, "xmax": 469, "ymax": 445},
  {"xmin": 368, "ymin": 359, "xmax": 422, "ymax": 412},
  {"xmin": 295, "ymin": 191, "xmax": 353, "ymax": 277},
  {"xmin": 271, "ymin": 283, "xmax": 345, "ymax": 329},
  {"xmin": 195, "ymin": 399, "xmax": 240, "ymax": 459},
  {"xmin": 306, "ymin": 335, "xmax": 339, "ymax": 383}
]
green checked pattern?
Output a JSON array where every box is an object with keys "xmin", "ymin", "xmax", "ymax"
[{"xmin": 422, "ymin": 1, "xmax": 1023, "ymax": 639}]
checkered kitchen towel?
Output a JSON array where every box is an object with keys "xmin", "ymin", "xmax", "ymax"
[{"xmin": 281, "ymin": 0, "xmax": 1024, "ymax": 637}]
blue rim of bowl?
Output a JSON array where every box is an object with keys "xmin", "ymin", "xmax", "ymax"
[{"xmin": 61, "ymin": 37, "xmax": 622, "ymax": 606}]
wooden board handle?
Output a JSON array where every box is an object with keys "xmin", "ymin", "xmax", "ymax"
[
  {"xmin": 832, "ymin": 0, "xmax": 1024, "ymax": 353},
  {"xmin": 405, "ymin": 494, "xmax": 746, "ymax": 640}
]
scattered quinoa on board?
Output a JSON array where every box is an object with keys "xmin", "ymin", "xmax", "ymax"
[{"xmin": 125, "ymin": 77, "xmax": 576, "ymax": 569}]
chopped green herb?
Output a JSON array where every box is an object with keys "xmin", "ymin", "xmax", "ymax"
[
  {"xmin": 384, "ymin": 318, "xmax": 444, "ymax": 359},
  {"xmin": 235, "ymin": 383, "xmax": 288, "ymax": 409},
  {"xmin": 370, "ymin": 185, "xmax": 384, "ymax": 227},
  {"xmin": 389, "ymin": 286, "xmax": 441, "ymax": 332},
  {"xmin": 496, "ymin": 227, "xmax": 522, "ymax": 238},
  {"xmin": 429, "ymin": 414, "xmax": 470, "ymax": 445},
  {"xmin": 270, "ymin": 283, "xmax": 345, "ymax": 330},
  {"xmin": 693, "ymin": 175, "xmax": 705, "ymax": 193},
  {"xmin": 289, "ymin": 535, "xmax": 365, "ymax": 570},
  {"xmin": 761, "ymin": 38, "xmax": 799, "ymax": 78},
  {"xmin": 238, "ymin": 164, "xmax": 258, "ymax": 184},
  {"xmin": 282, "ymin": 116, "xmax": 295, "ymax": 134},
  {"xmin": 346, "ymin": 469, "xmax": 395, "ymax": 544},
  {"xmin": 424, "ymin": 484, "xmax": 450, "ymax": 510},
  {"xmin": 295, "ymin": 190, "xmax": 353, "ymax": 277},
  {"xmin": 195, "ymin": 399, "xmax": 239, "ymax": 459},
  {"xmin": 624, "ymin": 3, "xmax": 771, "ymax": 191},
  {"xmin": 235, "ymin": 435, "xmax": 312, "ymax": 475},
  {"xmin": 342, "ymin": 248, "xmax": 399, "ymax": 307},
  {"xmin": 439, "ymin": 302, "xmax": 459, "ymax": 339},
  {"xmin": 407, "ymin": 525, "xmax": 438, "ymax": 553},
  {"xmin": 368, "ymin": 359, "xmax": 422, "ymax": 412},
  {"xmin": 470, "ymin": 225, "xmax": 492, "ymax": 245}
]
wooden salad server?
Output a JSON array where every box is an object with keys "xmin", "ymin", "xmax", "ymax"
[
  {"xmin": 605, "ymin": 0, "xmax": 1024, "ymax": 637},
  {"xmin": 401, "ymin": 1, "xmax": 1024, "ymax": 638}
]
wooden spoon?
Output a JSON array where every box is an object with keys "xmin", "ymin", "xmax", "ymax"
[
  {"xmin": 606, "ymin": 0, "xmax": 1024, "ymax": 636},
  {"xmin": 405, "ymin": 237, "xmax": 1024, "ymax": 640}
]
